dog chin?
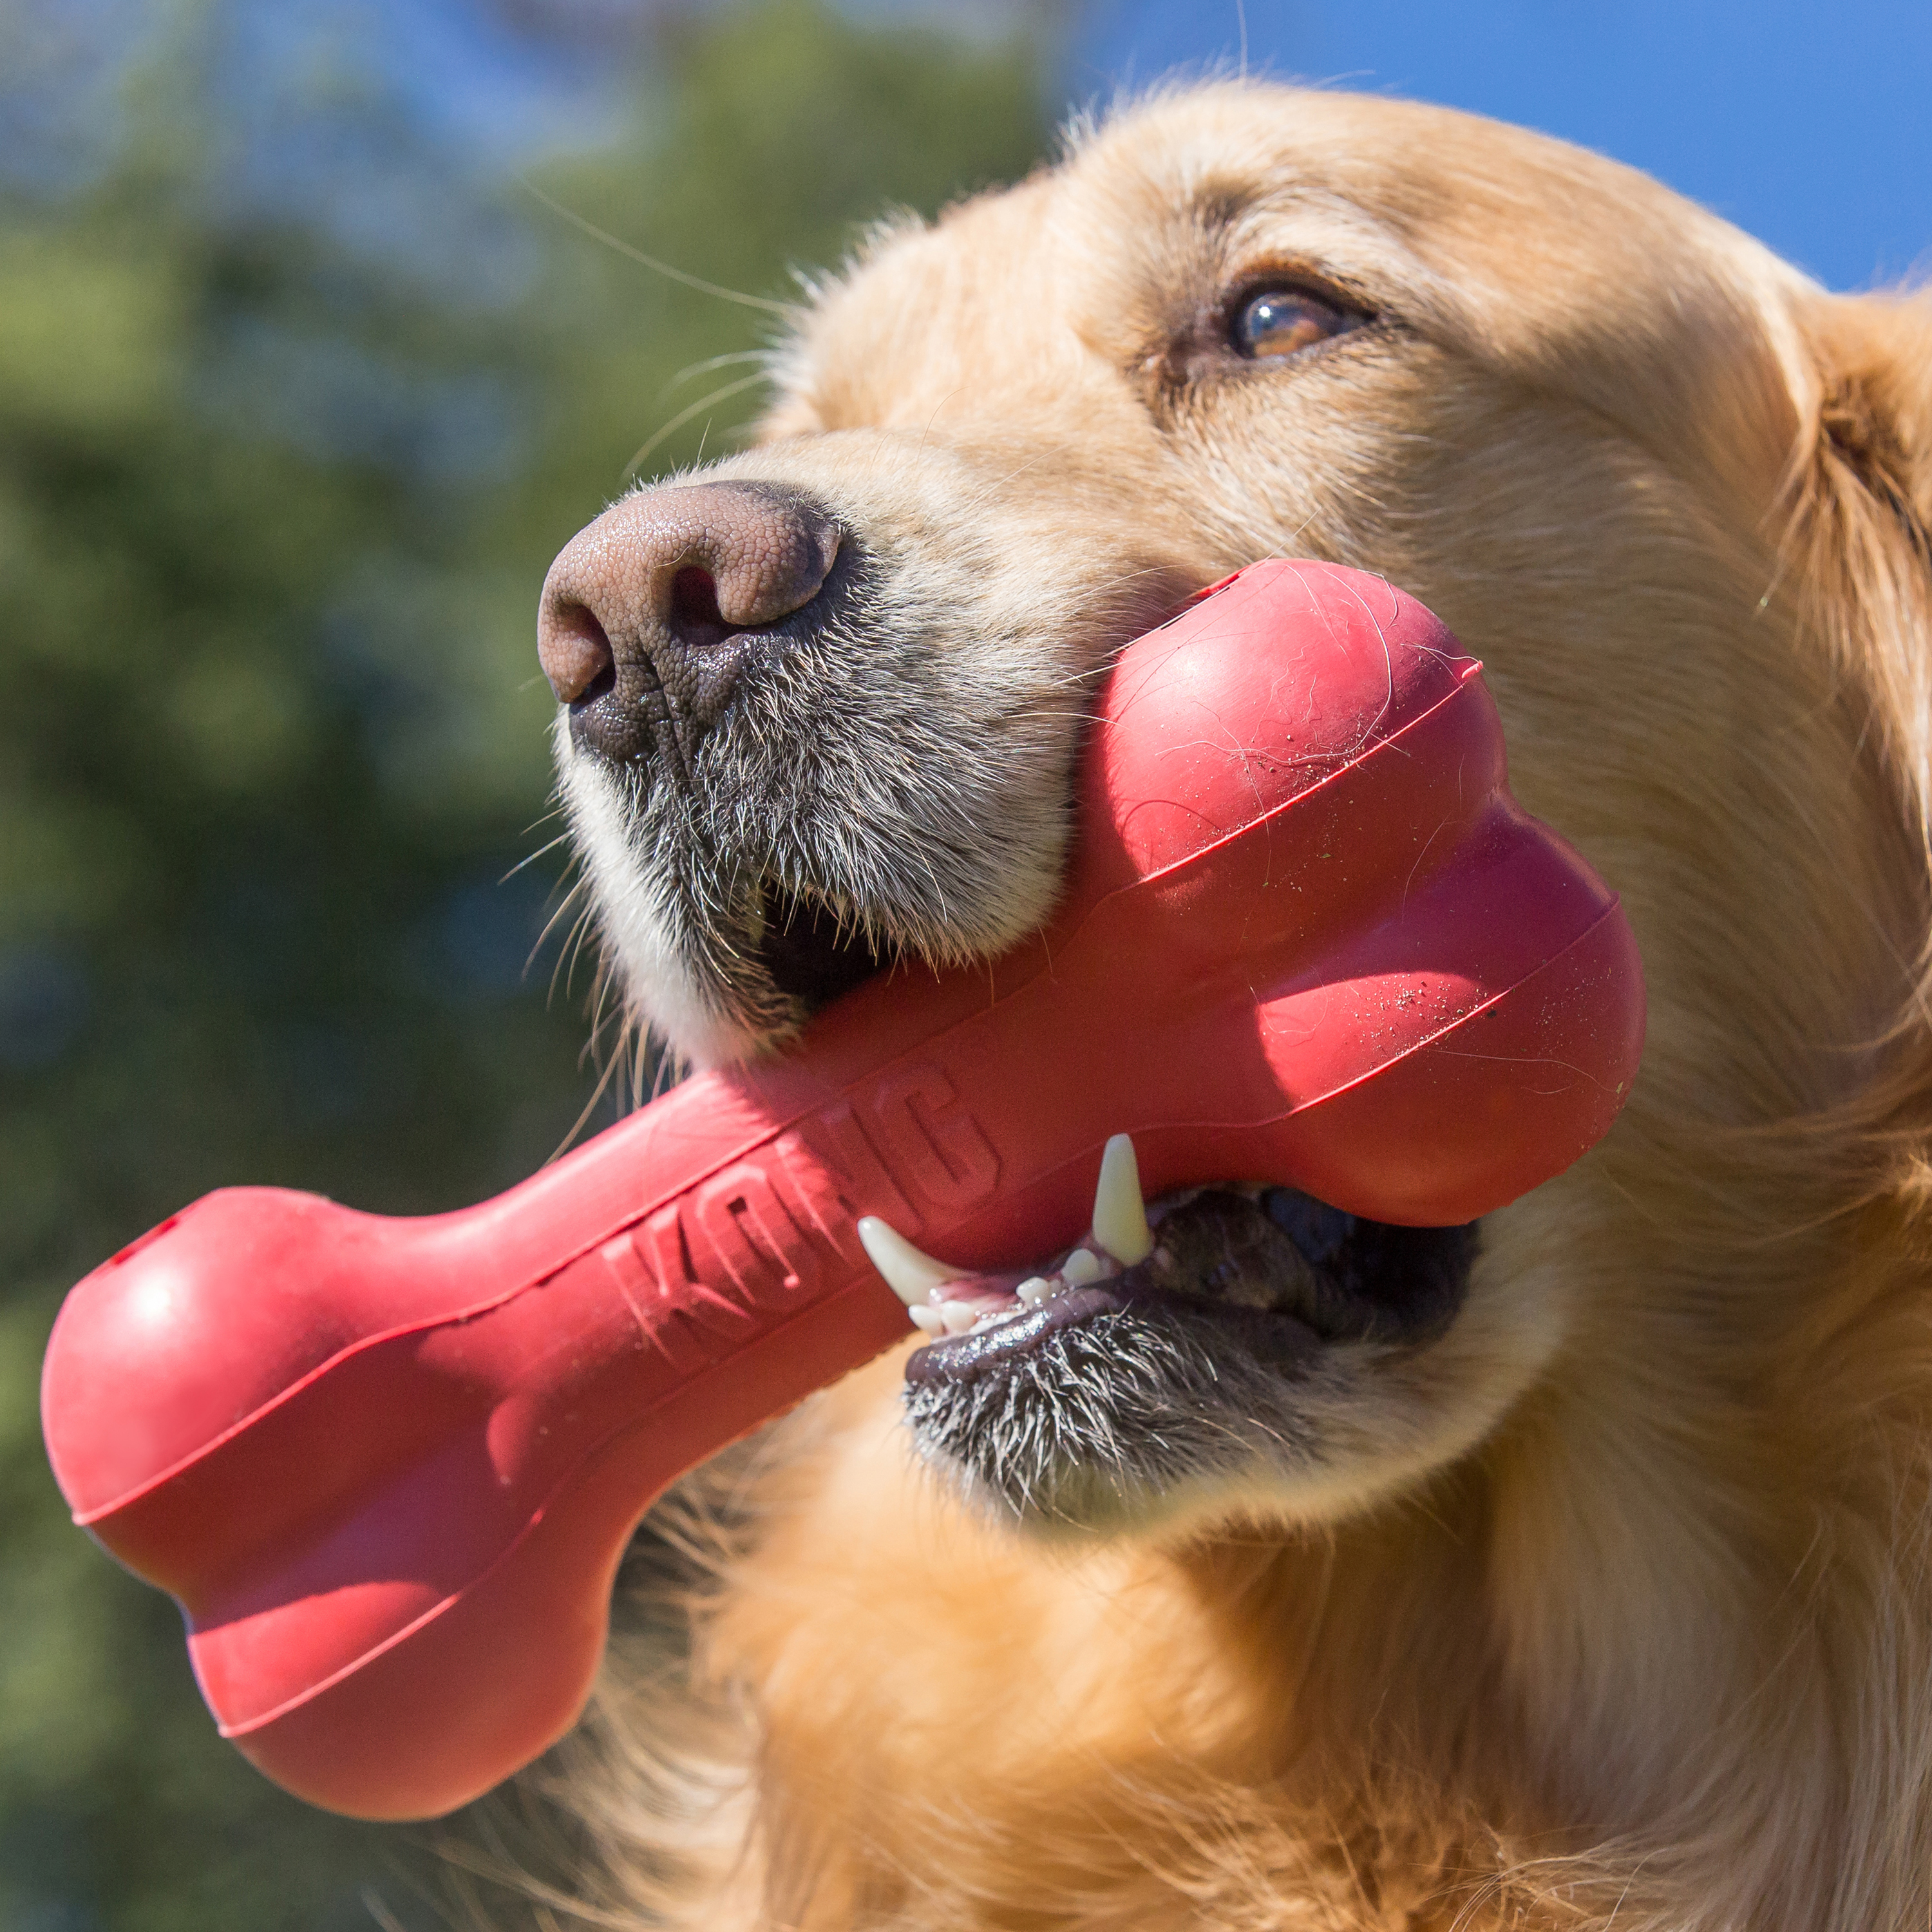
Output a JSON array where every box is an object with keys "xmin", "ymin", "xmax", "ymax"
[{"xmin": 897, "ymin": 1187, "xmax": 1484, "ymax": 1537}]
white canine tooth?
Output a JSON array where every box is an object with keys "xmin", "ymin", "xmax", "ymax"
[
  {"xmin": 857, "ymin": 1217, "xmax": 958, "ymax": 1308},
  {"xmin": 1061, "ymin": 1247, "xmax": 1103, "ymax": 1286},
  {"xmin": 1016, "ymin": 1276, "xmax": 1051, "ymax": 1306},
  {"xmin": 1090, "ymin": 1133, "xmax": 1154, "ymax": 1265},
  {"xmin": 908, "ymin": 1305, "xmax": 946, "ymax": 1336},
  {"xmin": 940, "ymin": 1301, "xmax": 978, "ymax": 1335}
]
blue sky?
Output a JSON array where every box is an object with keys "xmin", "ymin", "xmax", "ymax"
[
  {"xmin": 350, "ymin": 0, "xmax": 1931, "ymax": 291},
  {"xmin": 1072, "ymin": 0, "xmax": 1932, "ymax": 291},
  {"xmin": 14, "ymin": 0, "xmax": 1924, "ymax": 295}
]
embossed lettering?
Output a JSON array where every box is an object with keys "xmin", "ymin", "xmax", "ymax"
[
  {"xmin": 636, "ymin": 1199, "xmax": 753, "ymax": 1347},
  {"xmin": 693, "ymin": 1162, "xmax": 817, "ymax": 1307},
  {"xmin": 614, "ymin": 1068, "xmax": 1002, "ymax": 1370},
  {"xmin": 596, "ymin": 1228, "xmax": 711, "ymax": 1374},
  {"xmin": 767, "ymin": 1128, "xmax": 867, "ymax": 1265},
  {"xmin": 871, "ymin": 1063, "xmax": 1001, "ymax": 1210},
  {"xmin": 788, "ymin": 1099, "xmax": 921, "ymax": 1231}
]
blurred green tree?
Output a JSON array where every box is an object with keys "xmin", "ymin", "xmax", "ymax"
[{"xmin": 0, "ymin": 2, "xmax": 1049, "ymax": 1924}]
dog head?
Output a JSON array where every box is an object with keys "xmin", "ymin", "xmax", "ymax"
[{"xmin": 543, "ymin": 84, "xmax": 1932, "ymax": 1545}]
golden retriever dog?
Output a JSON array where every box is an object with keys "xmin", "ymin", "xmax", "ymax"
[{"xmin": 518, "ymin": 80, "xmax": 1932, "ymax": 1931}]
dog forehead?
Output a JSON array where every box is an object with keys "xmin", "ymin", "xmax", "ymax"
[
  {"xmin": 1060, "ymin": 87, "xmax": 1683, "ymax": 267},
  {"xmin": 773, "ymin": 181, "xmax": 1118, "ymax": 434}
]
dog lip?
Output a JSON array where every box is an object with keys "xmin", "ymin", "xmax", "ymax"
[
  {"xmin": 902, "ymin": 1278, "xmax": 1329, "ymax": 1388},
  {"xmin": 903, "ymin": 1282, "xmax": 1133, "ymax": 1385}
]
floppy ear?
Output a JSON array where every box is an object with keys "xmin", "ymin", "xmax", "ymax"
[
  {"xmin": 1787, "ymin": 290, "xmax": 1932, "ymax": 830},
  {"xmin": 1785, "ymin": 292, "xmax": 1932, "ymax": 1176}
]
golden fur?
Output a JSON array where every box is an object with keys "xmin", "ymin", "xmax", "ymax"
[{"xmin": 509, "ymin": 82, "xmax": 1932, "ymax": 1930}]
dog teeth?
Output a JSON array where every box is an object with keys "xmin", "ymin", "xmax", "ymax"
[
  {"xmin": 857, "ymin": 1217, "xmax": 958, "ymax": 1309},
  {"xmin": 969, "ymin": 1305, "xmax": 1026, "ymax": 1335},
  {"xmin": 1061, "ymin": 1247, "xmax": 1103, "ymax": 1285},
  {"xmin": 869, "ymin": 1135, "xmax": 1150, "ymax": 1341},
  {"xmin": 1090, "ymin": 1133, "xmax": 1154, "ymax": 1265}
]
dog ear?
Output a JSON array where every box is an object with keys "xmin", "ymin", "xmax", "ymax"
[
  {"xmin": 1788, "ymin": 292, "xmax": 1932, "ymax": 1172},
  {"xmin": 1786, "ymin": 290, "xmax": 1932, "ymax": 827}
]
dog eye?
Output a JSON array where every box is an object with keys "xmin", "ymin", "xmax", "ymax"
[{"xmin": 1231, "ymin": 287, "xmax": 1361, "ymax": 360}]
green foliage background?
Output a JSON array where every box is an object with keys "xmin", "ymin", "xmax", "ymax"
[{"xmin": 0, "ymin": 4, "xmax": 1049, "ymax": 1923}]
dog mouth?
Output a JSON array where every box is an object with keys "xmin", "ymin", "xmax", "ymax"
[
  {"xmin": 898, "ymin": 1182, "xmax": 1474, "ymax": 1391},
  {"xmin": 876, "ymin": 1152, "xmax": 1477, "ymax": 1530},
  {"xmin": 752, "ymin": 879, "xmax": 891, "ymax": 1012},
  {"xmin": 746, "ymin": 907, "xmax": 1477, "ymax": 1397}
]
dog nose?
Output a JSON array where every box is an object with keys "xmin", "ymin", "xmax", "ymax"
[{"xmin": 537, "ymin": 482, "xmax": 840, "ymax": 762}]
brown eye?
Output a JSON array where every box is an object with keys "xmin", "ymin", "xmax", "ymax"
[{"xmin": 1232, "ymin": 287, "xmax": 1361, "ymax": 359}]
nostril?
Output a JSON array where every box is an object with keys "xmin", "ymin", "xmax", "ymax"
[
  {"xmin": 667, "ymin": 565, "xmax": 737, "ymax": 649},
  {"xmin": 537, "ymin": 482, "xmax": 842, "ymax": 764},
  {"xmin": 538, "ymin": 604, "xmax": 616, "ymax": 705}
]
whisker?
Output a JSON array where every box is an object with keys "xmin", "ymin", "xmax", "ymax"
[
  {"xmin": 658, "ymin": 349, "xmax": 772, "ymax": 400},
  {"xmin": 517, "ymin": 177, "xmax": 795, "ymax": 316},
  {"xmin": 624, "ymin": 372, "xmax": 771, "ymax": 480},
  {"xmin": 533, "ymin": 866, "xmax": 589, "ymax": 956},
  {"xmin": 544, "ymin": 905, "xmax": 594, "ymax": 1005},
  {"xmin": 500, "ymin": 831, "xmax": 574, "ymax": 884},
  {"xmin": 547, "ymin": 1039, "xmax": 628, "ymax": 1166}
]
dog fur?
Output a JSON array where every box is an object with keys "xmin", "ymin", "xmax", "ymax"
[{"xmin": 518, "ymin": 81, "xmax": 1932, "ymax": 1931}]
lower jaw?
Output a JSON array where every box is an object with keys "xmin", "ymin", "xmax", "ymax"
[
  {"xmin": 896, "ymin": 1189, "xmax": 1475, "ymax": 1390},
  {"xmin": 897, "ymin": 1287, "xmax": 1350, "ymax": 1535},
  {"xmin": 903, "ymin": 1280, "xmax": 1326, "ymax": 1388},
  {"xmin": 876, "ymin": 1175, "xmax": 1479, "ymax": 1531}
]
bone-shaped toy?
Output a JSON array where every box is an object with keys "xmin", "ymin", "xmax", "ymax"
[{"xmin": 40, "ymin": 560, "xmax": 1644, "ymax": 1821}]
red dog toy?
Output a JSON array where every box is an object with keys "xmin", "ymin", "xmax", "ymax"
[{"xmin": 41, "ymin": 562, "xmax": 1643, "ymax": 1820}]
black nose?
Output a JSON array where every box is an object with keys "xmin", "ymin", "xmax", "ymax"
[{"xmin": 537, "ymin": 480, "xmax": 840, "ymax": 763}]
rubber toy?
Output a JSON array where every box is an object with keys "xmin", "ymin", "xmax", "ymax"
[{"xmin": 40, "ymin": 560, "xmax": 1645, "ymax": 1821}]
